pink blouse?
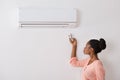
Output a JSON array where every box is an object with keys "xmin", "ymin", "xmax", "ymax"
[{"xmin": 70, "ymin": 57, "xmax": 105, "ymax": 80}]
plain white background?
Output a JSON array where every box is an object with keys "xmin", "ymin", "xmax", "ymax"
[{"xmin": 0, "ymin": 0, "xmax": 120, "ymax": 80}]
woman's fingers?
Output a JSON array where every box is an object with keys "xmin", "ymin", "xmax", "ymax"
[
  {"xmin": 72, "ymin": 38, "xmax": 76, "ymax": 42},
  {"xmin": 71, "ymin": 38, "xmax": 77, "ymax": 46},
  {"xmin": 69, "ymin": 38, "xmax": 73, "ymax": 43},
  {"xmin": 69, "ymin": 38, "xmax": 76, "ymax": 43}
]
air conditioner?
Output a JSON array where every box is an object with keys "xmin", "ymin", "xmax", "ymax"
[{"xmin": 19, "ymin": 8, "xmax": 77, "ymax": 28}]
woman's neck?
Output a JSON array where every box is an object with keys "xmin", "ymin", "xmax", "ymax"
[
  {"xmin": 87, "ymin": 53, "xmax": 99, "ymax": 65},
  {"xmin": 89, "ymin": 53, "xmax": 99, "ymax": 62}
]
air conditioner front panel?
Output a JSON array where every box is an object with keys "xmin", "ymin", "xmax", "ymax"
[{"xmin": 19, "ymin": 8, "xmax": 77, "ymax": 27}]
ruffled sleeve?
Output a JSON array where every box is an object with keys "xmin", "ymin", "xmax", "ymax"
[{"xmin": 69, "ymin": 57, "xmax": 89, "ymax": 67}]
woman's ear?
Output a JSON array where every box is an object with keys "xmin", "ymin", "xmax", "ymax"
[{"xmin": 90, "ymin": 47, "xmax": 94, "ymax": 52}]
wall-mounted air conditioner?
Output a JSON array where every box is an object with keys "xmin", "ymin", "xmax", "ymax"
[{"xmin": 19, "ymin": 8, "xmax": 78, "ymax": 28}]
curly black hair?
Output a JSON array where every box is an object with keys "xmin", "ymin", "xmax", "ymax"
[{"xmin": 88, "ymin": 38, "xmax": 106, "ymax": 54}]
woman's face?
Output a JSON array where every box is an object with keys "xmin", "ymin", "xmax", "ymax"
[{"xmin": 83, "ymin": 42, "xmax": 92, "ymax": 55}]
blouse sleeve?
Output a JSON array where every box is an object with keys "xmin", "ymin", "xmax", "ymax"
[
  {"xmin": 69, "ymin": 57, "xmax": 89, "ymax": 67},
  {"xmin": 95, "ymin": 61, "xmax": 105, "ymax": 80}
]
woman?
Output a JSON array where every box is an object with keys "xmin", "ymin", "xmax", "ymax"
[{"xmin": 69, "ymin": 38, "xmax": 106, "ymax": 80}]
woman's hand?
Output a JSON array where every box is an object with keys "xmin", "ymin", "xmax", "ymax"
[
  {"xmin": 69, "ymin": 38, "xmax": 77, "ymax": 47},
  {"xmin": 69, "ymin": 38, "xmax": 77, "ymax": 58}
]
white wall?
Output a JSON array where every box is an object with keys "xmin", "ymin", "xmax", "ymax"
[{"xmin": 0, "ymin": 0, "xmax": 120, "ymax": 80}]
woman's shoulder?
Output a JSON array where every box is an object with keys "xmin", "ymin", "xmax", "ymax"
[{"xmin": 94, "ymin": 60, "xmax": 103, "ymax": 66}]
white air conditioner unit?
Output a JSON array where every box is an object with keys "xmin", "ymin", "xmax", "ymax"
[{"xmin": 19, "ymin": 8, "xmax": 77, "ymax": 28}]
